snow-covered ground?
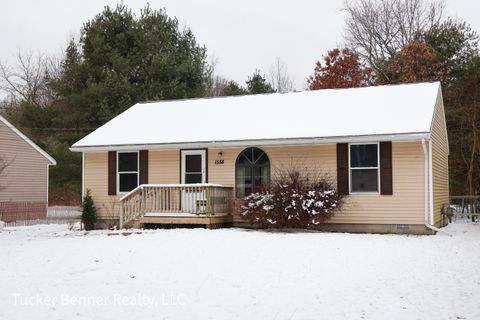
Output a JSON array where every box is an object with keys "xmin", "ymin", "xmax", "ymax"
[{"xmin": 1, "ymin": 223, "xmax": 479, "ymax": 320}]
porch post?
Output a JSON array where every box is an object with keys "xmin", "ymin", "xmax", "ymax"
[{"xmin": 119, "ymin": 202, "xmax": 124, "ymax": 229}]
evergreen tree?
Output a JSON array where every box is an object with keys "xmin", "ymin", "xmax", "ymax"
[
  {"xmin": 421, "ymin": 18, "xmax": 479, "ymax": 84},
  {"xmin": 81, "ymin": 189, "xmax": 97, "ymax": 230},
  {"xmin": 246, "ymin": 70, "xmax": 274, "ymax": 94},
  {"xmin": 223, "ymin": 80, "xmax": 247, "ymax": 96},
  {"xmin": 54, "ymin": 4, "xmax": 210, "ymax": 127},
  {"xmin": 442, "ymin": 54, "xmax": 480, "ymax": 195}
]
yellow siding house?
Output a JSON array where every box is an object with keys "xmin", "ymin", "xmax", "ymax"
[{"xmin": 71, "ymin": 82, "xmax": 449, "ymax": 234}]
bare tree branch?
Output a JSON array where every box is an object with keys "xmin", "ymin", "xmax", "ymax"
[
  {"xmin": 0, "ymin": 50, "xmax": 57, "ymax": 107},
  {"xmin": 268, "ymin": 57, "xmax": 295, "ymax": 93},
  {"xmin": 205, "ymin": 54, "xmax": 230, "ymax": 97},
  {"xmin": 343, "ymin": 0, "xmax": 444, "ymax": 75},
  {"xmin": 0, "ymin": 157, "xmax": 11, "ymax": 191}
]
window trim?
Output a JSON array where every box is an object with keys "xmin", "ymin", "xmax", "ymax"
[
  {"xmin": 180, "ymin": 149, "xmax": 207, "ymax": 184},
  {"xmin": 117, "ymin": 151, "xmax": 139, "ymax": 194},
  {"xmin": 348, "ymin": 142, "xmax": 381, "ymax": 194},
  {"xmin": 235, "ymin": 147, "xmax": 271, "ymax": 198}
]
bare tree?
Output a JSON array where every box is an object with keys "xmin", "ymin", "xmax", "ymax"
[
  {"xmin": 208, "ymin": 75, "xmax": 229, "ymax": 97},
  {"xmin": 268, "ymin": 57, "xmax": 295, "ymax": 93},
  {"xmin": 343, "ymin": 0, "xmax": 444, "ymax": 74},
  {"xmin": 0, "ymin": 50, "xmax": 58, "ymax": 107},
  {"xmin": 0, "ymin": 157, "xmax": 10, "ymax": 191},
  {"xmin": 204, "ymin": 54, "xmax": 227, "ymax": 97}
]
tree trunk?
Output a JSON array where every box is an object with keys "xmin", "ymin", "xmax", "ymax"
[{"xmin": 466, "ymin": 85, "xmax": 479, "ymax": 196}]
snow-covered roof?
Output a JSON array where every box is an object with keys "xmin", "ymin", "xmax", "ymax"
[
  {"xmin": 0, "ymin": 114, "xmax": 56, "ymax": 165},
  {"xmin": 71, "ymin": 82, "xmax": 441, "ymax": 151}
]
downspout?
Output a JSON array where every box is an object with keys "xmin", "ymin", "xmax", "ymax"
[
  {"xmin": 422, "ymin": 139, "xmax": 449, "ymax": 235},
  {"xmin": 429, "ymin": 139, "xmax": 435, "ymax": 226},
  {"xmin": 81, "ymin": 152, "xmax": 85, "ymax": 200}
]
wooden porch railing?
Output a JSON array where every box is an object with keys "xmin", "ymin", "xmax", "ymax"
[{"xmin": 119, "ymin": 184, "xmax": 233, "ymax": 228}]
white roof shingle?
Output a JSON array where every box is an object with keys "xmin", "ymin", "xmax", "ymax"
[{"xmin": 71, "ymin": 82, "xmax": 441, "ymax": 151}]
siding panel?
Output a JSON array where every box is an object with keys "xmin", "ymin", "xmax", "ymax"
[
  {"xmin": 84, "ymin": 150, "xmax": 181, "ymax": 218},
  {"xmin": 149, "ymin": 150, "xmax": 180, "ymax": 184},
  {"xmin": 431, "ymin": 92, "xmax": 450, "ymax": 225},
  {"xmin": 85, "ymin": 142, "xmax": 426, "ymax": 225},
  {"xmin": 0, "ymin": 121, "xmax": 50, "ymax": 203},
  {"xmin": 210, "ymin": 143, "xmax": 424, "ymax": 224},
  {"xmin": 84, "ymin": 153, "xmax": 119, "ymax": 219}
]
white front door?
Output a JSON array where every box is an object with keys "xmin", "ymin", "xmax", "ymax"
[{"xmin": 181, "ymin": 150, "xmax": 206, "ymax": 212}]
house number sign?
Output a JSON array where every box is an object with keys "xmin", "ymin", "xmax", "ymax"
[{"xmin": 214, "ymin": 159, "xmax": 224, "ymax": 165}]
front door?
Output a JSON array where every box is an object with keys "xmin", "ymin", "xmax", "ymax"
[{"xmin": 181, "ymin": 150, "xmax": 206, "ymax": 212}]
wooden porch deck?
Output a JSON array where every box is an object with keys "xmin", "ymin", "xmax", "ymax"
[
  {"xmin": 139, "ymin": 214, "xmax": 232, "ymax": 228},
  {"xmin": 119, "ymin": 184, "xmax": 234, "ymax": 228}
]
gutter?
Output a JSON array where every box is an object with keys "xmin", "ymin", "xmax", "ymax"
[
  {"xmin": 70, "ymin": 132, "xmax": 431, "ymax": 153},
  {"xmin": 422, "ymin": 139, "xmax": 450, "ymax": 236}
]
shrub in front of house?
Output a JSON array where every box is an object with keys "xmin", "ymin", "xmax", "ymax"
[
  {"xmin": 241, "ymin": 168, "xmax": 344, "ymax": 228},
  {"xmin": 81, "ymin": 189, "xmax": 97, "ymax": 231}
]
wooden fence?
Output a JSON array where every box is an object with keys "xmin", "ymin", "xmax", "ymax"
[{"xmin": 1, "ymin": 205, "xmax": 81, "ymax": 227}]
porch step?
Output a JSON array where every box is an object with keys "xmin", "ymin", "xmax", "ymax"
[
  {"xmin": 139, "ymin": 214, "xmax": 232, "ymax": 228},
  {"xmin": 144, "ymin": 212, "xmax": 229, "ymax": 217}
]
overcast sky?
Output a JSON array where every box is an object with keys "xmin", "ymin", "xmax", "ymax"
[{"xmin": 1, "ymin": 0, "xmax": 479, "ymax": 90}]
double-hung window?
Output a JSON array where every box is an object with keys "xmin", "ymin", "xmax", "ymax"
[
  {"xmin": 349, "ymin": 143, "xmax": 379, "ymax": 193},
  {"xmin": 118, "ymin": 152, "xmax": 139, "ymax": 193}
]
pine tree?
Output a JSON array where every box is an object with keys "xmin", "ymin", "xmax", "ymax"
[
  {"xmin": 246, "ymin": 70, "xmax": 274, "ymax": 94},
  {"xmin": 81, "ymin": 189, "xmax": 97, "ymax": 230},
  {"xmin": 223, "ymin": 80, "xmax": 248, "ymax": 96}
]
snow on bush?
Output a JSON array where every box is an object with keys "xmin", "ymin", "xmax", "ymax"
[{"xmin": 241, "ymin": 168, "xmax": 344, "ymax": 228}]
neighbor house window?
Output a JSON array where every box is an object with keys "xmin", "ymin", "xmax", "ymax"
[
  {"xmin": 349, "ymin": 143, "xmax": 379, "ymax": 193},
  {"xmin": 235, "ymin": 147, "xmax": 270, "ymax": 197},
  {"xmin": 118, "ymin": 151, "xmax": 139, "ymax": 192}
]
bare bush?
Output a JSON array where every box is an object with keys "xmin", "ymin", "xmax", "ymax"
[{"xmin": 241, "ymin": 167, "xmax": 345, "ymax": 228}]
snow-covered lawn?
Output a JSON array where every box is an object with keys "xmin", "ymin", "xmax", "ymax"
[{"xmin": 1, "ymin": 223, "xmax": 480, "ymax": 320}]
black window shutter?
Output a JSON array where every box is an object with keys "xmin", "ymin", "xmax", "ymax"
[
  {"xmin": 337, "ymin": 143, "xmax": 349, "ymax": 195},
  {"xmin": 108, "ymin": 151, "xmax": 117, "ymax": 196},
  {"xmin": 380, "ymin": 142, "xmax": 393, "ymax": 195},
  {"xmin": 139, "ymin": 150, "xmax": 149, "ymax": 185}
]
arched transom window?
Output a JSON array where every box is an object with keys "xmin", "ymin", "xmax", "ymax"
[{"xmin": 235, "ymin": 147, "xmax": 270, "ymax": 197}]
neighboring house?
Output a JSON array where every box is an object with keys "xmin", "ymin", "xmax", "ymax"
[
  {"xmin": 0, "ymin": 115, "xmax": 56, "ymax": 222},
  {"xmin": 71, "ymin": 82, "xmax": 449, "ymax": 234}
]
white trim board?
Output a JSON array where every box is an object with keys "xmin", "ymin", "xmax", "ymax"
[
  {"xmin": 71, "ymin": 132, "xmax": 430, "ymax": 153},
  {"xmin": 348, "ymin": 142, "xmax": 381, "ymax": 194},
  {"xmin": 181, "ymin": 149, "xmax": 206, "ymax": 184},
  {"xmin": 116, "ymin": 151, "xmax": 139, "ymax": 194}
]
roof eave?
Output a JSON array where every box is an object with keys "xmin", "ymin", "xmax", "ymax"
[{"xmin": 70, "ymin": 132, "xmax": 431, "ymax": 153}]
